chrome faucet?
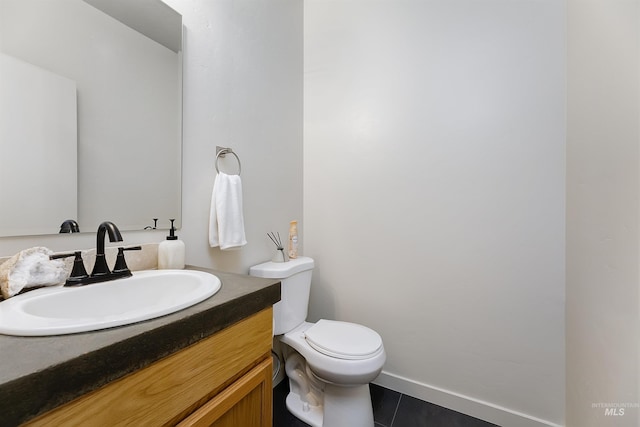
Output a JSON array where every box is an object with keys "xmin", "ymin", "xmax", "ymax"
[{"xmin": 91, "ymin": 221, "xmax": 123, "ymax": 276}]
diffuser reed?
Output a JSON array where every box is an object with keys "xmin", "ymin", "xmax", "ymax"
[{"xmin": 267, "ymin": 232, "xmax": 287, "ymax": 262}]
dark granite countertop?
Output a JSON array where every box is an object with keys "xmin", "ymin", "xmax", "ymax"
[{"xmin": 0, "ymin": 266, "xmax": 280, "ymax": 427}]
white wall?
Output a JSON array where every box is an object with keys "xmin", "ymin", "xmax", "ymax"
[
  {"xmin": 566, "ymin": 1, "xmax": 640, "ymax": 426},
  {"xmin": 164, "ymin": 0, "xmax": 303, "ymax": 273},
  {"xmin": 0, "ymin": 0, "xmax": 303, "ymax": 275},
  {"xmin": 304, "ymin": 1, "xmax": 566, "ymax": 426}
]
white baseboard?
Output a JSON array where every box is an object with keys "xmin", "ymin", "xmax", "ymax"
[{"xmin": 373, "ymin": 371, "xmax": 564, "ymax": 427}]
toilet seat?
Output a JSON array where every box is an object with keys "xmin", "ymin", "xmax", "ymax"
[
  {"xmin": 282, "ymin": 321, "xmax": 386, "ymax": 385},
  {"xmin": 304, "ymin": 319, "xmax": 383, "ymax": 360}
]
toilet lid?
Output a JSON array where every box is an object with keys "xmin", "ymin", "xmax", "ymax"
[{"xmin": 304, "ymin": 319, "xmax": 383, "ymax": 360}]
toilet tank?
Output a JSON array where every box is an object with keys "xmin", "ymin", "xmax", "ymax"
[{"xmin": 249, "ymin": 257, "xmax": 314, "ymax": 335}]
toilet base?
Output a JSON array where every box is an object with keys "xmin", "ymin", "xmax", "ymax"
[
  {"xmin": 323, "ymin": 383, "xmax": 374, "ymax": 427},
  {"xmin": 286, "ymin": 391, "xmax": 323, "ymax": 427},
  {"xmin": 282, "ymin": 342, "xmax": 377, "ymax": 427},
  {"xmin": 286, "ymin": 382, "xmax": 374, "ymax": 427}
]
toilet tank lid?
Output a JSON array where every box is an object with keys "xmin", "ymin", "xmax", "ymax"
[{"xmin": 249, "ymin": 256, "xmax": 314, "ymax": 279}]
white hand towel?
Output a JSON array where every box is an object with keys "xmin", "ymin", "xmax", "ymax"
[{"xmin": 209, "ymin": 172, "xmax": 247, "ymax": 250}]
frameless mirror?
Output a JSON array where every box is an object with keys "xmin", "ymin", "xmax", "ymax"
[{"xmin": 0, "ymin": 0, "xmax": 182, "ymax": 237}]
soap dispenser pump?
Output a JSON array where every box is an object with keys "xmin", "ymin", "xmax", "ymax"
[{"xmin": 158, "ymin": 219, "xmax": 185, "ymax": 269}]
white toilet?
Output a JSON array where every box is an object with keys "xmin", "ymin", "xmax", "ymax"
[{"xmin": 250, "ymin": 257, "xmax": 386, "ymax": 427}]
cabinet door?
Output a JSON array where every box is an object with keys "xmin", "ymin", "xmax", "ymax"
[
  {"xmin": 23, "ymin": 309, "xmax": 273, "ymax": 427},
  {"xmin": 179, "ymin": 357, "xmax": 273, "ymax": 427}
]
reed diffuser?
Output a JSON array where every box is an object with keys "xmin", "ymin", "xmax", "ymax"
[{"xmin": 267, "ymin": 232, "xmax": 287, "ymax": 262}]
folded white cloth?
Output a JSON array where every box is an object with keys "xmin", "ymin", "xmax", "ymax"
[{"xmin": 209, "ymin": 172, "xmax": 247, "ymax": 250}]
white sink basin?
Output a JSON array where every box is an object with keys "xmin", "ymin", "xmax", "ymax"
[{"xmin": 0, "ymin": 270, "xmax": 221, "ymax": 336}]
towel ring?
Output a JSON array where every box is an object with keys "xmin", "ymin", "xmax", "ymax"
[{"xmin": 215, "ymin": 146, "xmax": 241, "ymax": 175}]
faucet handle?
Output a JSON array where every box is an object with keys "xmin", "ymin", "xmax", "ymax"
[
  {"xmin": 50, "ymin": 251, "xmax": 89, "ymax": 286},
  {"xmin": 112, "ymin": 246, "xmax": 142, "ymax": 275}
]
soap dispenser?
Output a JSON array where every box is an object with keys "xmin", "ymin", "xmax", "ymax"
[{"xmin": 158, "ymin": 219, "xmax": 185, "ymax": 269}]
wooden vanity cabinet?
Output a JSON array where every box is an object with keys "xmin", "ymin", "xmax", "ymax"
[
  {"xmin": 24, "ymin": 308, "xmax": 273, "ymax": 427},
  {"xmin": 178, "ymin": 357, "xmax": 272, "ymax": 427}
]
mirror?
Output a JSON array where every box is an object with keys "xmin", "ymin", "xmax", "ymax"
[{"xmin": 0, "ymin": 0, "xmax": 182, "ymax": 237}]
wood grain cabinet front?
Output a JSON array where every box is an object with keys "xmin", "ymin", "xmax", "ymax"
[
  {"xmin": 178, "ymin": 357, "xmax": 272, "ymax": 427},
  {"xmin": 24, "ymin": 308, "xmax": 274, "ymax": 427}
]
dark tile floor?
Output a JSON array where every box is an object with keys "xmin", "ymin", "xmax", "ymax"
[{"xmin": 273, "ymin": 380, "xmax": 499, "ymax": 427}]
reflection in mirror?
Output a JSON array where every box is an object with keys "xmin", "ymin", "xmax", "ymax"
[
  {"xmin": 0, "ymin": 0, "xmax": 182, "ymax": 237},
  {"xmin": 0, "ymin": 53, "xmax": 78, "ymax": 236},
  {"xmin": 59, "ymin": 219, "xmax": 81, "ymax": 234}
]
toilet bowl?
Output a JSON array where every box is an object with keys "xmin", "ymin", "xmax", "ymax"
[
  {"xmin": 249, "ymin": 257, "xmax": 386, "ymax": 427},
  {"xmin": 282, "ymin": 321, "xmax": 385, "ymax": 385}
]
